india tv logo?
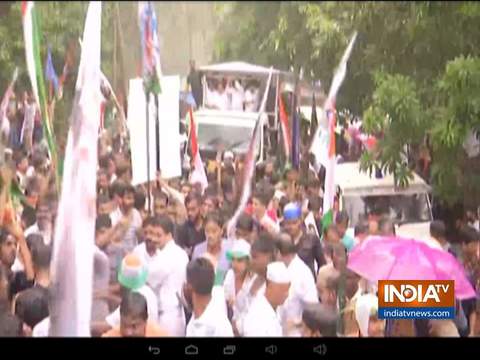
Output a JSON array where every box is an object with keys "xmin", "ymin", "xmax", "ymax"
[{"xmin": 378, "ymin": 280, "xmax": 455, "ymax": 319}]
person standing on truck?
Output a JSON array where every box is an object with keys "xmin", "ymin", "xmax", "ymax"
[{"xmin": 187, "ymin": 60, "xmax": 203, "ymax": 108}]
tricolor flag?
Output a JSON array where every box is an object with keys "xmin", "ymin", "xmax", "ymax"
[
  {"xmin": 138, "ymin": 1, "xmax": 162, "ymax": 94},
  {"xmin": 316, "ymin": 32, "xmax": 358, "ymax": 229},
  {"xmin": 227, "ymin": 68, "xmax": 274, "ymax": 238},
  {"xmin": 49, "ymin": 1, "xmax": 102, "ymax": 336},
  {"xmin": 188, "ymin": 107, "xmax": 208, "ymax": 193},
  {"xmin": 22, "ymin": 1, "xmax": 58, "ymax": 182},
  {"xmin": 278, "ymin": 94, "xmax": 291, "ymax": 159}
]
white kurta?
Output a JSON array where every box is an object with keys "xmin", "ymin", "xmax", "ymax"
[
  {"xmin": 223, "ymin": 270, "xmax": 256, "ymax": 332},
  {"xmin": 243, "ymin": 294, "xmax": 283, "ymax": 337},
  {"xmin": 278, "ymin": 255, "xmax": 318, "ymax": 337},
  {"xmin": 235, "ymin": 274, "xmax": 266, "ymax": 336},
  {"xmin": 148, "ymin": 239, "xmax": 189, "ymax": 336},
  {"xmin": 186, "ymin": 297, "xmax": 234, "ymax": 337}
]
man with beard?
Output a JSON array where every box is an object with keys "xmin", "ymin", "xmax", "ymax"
[
  {"xmin": 176, "ymin": 193, "xmax": 205, "ymax": 258},
  {"xmin": 282, "ymin": 202, "xmax": 326, "ymax": 279},
  {"xmin": 109, "ymin": 183, "xmax": 143, "ymax": 254}
]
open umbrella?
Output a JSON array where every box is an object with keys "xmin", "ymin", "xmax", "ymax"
[{"xmin": 348, "ymin": 235, "xmax": 476, "ymax": 300}]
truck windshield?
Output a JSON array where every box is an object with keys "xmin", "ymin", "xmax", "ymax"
[
  {"xmin": 342, "ymin": 193, "xmax": 432, "ymax": 225},
  {"xmin": 197, "ymin": 122, "xmax": 255, "ymax": 152}
]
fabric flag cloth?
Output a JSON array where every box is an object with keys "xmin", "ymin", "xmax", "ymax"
[
  {"xmin": 22, "ymin": 1, "xmax": 58, "ymax": 184},
  {"xmin": 138, "ymin": 1, "xmax": 162, "ymax": 94},
  {"xmin": 49, "ymin": 1, "xmax": 102, "ymax": 336},
  {"xmin": 226, "ymin": 68, "xmax": 274, "ymax": 239},
  {"xmin": 278, "ymin": 94, "xmax": 291, "ymax": 159},
  {"xmin": 45, "ymin": 45, "xmax": 59, "ymax": 99},
  {"xmin": 188, "ymin": 107, "xmax": 208, "ymax": 193},
  {"xmin": 291, "ymin": 108, "xmax": 300, "ymax": 170},
  {"xmin": 313, "ymin": 32, "xmax": 358, "ymax": 230},
  {"xmin": 0, "ymin": 68, "xmax": 18, "ymax": 141}
]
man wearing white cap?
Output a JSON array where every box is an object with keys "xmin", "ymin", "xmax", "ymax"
[
  {"xmin": 276, "ymin": 233, "xmax": 318, "ymax": 336},
  {"xmin": 242, "ymin": 261, "xmax": 291, "ymax": 337},
  {"xmin": 223, "ymin": 239, "xmax": 255, "ymax": 335}
]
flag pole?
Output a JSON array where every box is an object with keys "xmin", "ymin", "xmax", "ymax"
[
  {"xmin": 145, "ymin": 89, "xmax": 152, "ymax": 214},
  {"xmin": 154, "ymin": 92, "xmax": 160, "ymax": 188}
]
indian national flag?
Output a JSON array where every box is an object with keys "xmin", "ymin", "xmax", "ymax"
[
  {"xmin": 49, "ymin": 2, "xmax": 102, "ymax": 336},
  {"xmin": 188, "ymin": 108, "xmax": 208, "ymax": 193},
  {"xmin": 317, "ymin": 32, "xmax": 358, "ymax": 229},
  {"xmin": 22, "ymin": 1, "xmax": 59, "ymax": 184}
]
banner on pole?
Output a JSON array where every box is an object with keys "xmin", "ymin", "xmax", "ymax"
[{"xmin": 127, "ymin": 76, "xmax": 181, "ymax": 185}]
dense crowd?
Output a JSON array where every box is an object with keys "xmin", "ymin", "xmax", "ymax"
[{"xmin": 0, "ymin": 85, "xmax": 479, "ymax": 338}]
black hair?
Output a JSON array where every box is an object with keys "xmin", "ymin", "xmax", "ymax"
[
  {"xmin": 14, "ymin": 287, "xmax": 49, "ymax": 328},
  {"xmin": 115, "ymin": 163, "xmax": 130, "ymax": 179},
  {"xmin": 31, "ymin": 152, "xmax": 46, "ymax": 170},
  {"xmin": 21, "ymin": 206, "xmax": 37, "ymax": 228},
  {"xmin": 118, "ymin": 184, "xmax": 135, "ymax": 198},
  {"xmin": 252, "ymin": 188, "xmax": 273, "ymax": 208},
  {"xmin": 185, "ymin": 192, "xmax": 202, "ymax": 207},
  {"xmin": 14, "ymin": 150, "xmax": 28, "ymax": 167},
  {"xmin": 95, "ymin": 214, "xmax": 112, "ymax": 232},
  {"xmin": 186, "ymin": 257, "xmax": 215, "ymax": 296},
  {"xmin": 154, "ymin": 191, "xmax": 169, "ymax": 203},
  {"xmin": 150, "ymin": 215, "xmax": 175, "ymax": 236},
  {"xmin": 354, "ymin": 221, "xmax": 369, "ymax": 237},
  {"xmin": 204, "ymin": 211, "xmax": 224, "ymax": 228},
  {"xmin": 308, "ymin": 196, "xmax": 322, "ymax": 212},
  {"xmin": 0, "ymin": 313, "xmax": 22, "ymax": 337},
  {"xmin": 134, "ymin": 190, "xmax": 146, "ymax": 211},
  {"xmin": 251, "ymin": 232, "xmax": 276, "ymax": 256},
  {"xmin": 378, "ymin": 216, "xmax": 396, "ymax": 236},
  {"xmin": 96, "ymin": 193, "xmax": 110, "ymax": 207},
  {"xmin": 119, "ymin": 291, "xmax": 148, "ymax": 321},
  {"xmin": 31, "ymin": 242, "xmax": 51, "ymax": 269},
  {"xmin": 0, "ymin": 228, "xmax": 9, "ymax": 246},
  {"xmin": 276, "ymin": 233, "xmax": 297, "ymax": 255},
  {"xmin": 308, "ymin": 177, "xmax": 321, "ymax": 189},
  {"xmin": 237, "ymin": 213, "xmax": 254, "ymax": 232},
  {"xmin": 459, "ymin": 226, "xmax": 479, "ymax": 244},
  {"xmin": 109, "ymin": 180, "xmax": 125, "ymax": 200},
  {"xmin": 335, "ymin": 211, "xmax": 350, "ymax": 226},
  {"xmin": 302, "ymin": 303, "xmax": 338, "ymax": 336},
  {"xmin": 430, "ymin": 220, "xmax": 446, "ymax": 240},
  {"xmin": 98, "ymin": 154, "xmax": 113, "ymax": 170}
]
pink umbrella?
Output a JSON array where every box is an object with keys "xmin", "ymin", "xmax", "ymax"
[{"xmin": 348, "ymin": 235, "xmax": 477, "ymax": 300}]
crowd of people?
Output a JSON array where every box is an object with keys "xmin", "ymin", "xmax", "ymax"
[{"xmin": 0, "ymin": 81, "xmax": 479, "ymax": 338}]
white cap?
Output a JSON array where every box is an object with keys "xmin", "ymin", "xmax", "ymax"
[
  {"xmin": 224, "ymin": 151, "xmax": 234, "ymax": 160},
  {"xmin": 226, "ymin": 239, "xmax": 251, "ymax": 260},
  {"xmin": 273, "ymin": 189, "xmax": 286, "ymax": 201},
  {"xmin": 266, "ymin": 262, "xmax": 291, "ymax": 284}
]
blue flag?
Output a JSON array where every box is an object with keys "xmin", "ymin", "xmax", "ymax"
[{"xmin": 44, "ymin": 46, "xmax": 59, "ymax": 96}]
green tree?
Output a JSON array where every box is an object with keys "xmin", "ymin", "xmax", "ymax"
[{"xmin": 213, "ymin": 1, "xmax": 480, "ymax": 205}]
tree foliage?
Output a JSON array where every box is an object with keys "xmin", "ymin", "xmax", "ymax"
[{"xmin": 214, "ymin": 1, "xmax": 480, "ymax": 205}]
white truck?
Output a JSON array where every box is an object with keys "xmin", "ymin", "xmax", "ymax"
[
  {"xmin": 335, "ymin": 162, "xmax": 436, "ymax": 244},
  {"xmin": 194, "ymin": 61, "xmax": 296, "ymax": 162}
]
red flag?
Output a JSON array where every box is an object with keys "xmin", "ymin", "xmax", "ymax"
[
  {"xmin": 278, "ymin": 94, "xmax": 291, "ymax": 158},
  {"xmin": 188, "ymin": 107, "xmax": 208, "ymax": 192}
]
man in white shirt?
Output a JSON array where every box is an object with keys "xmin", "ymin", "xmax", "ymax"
[
  {"xmin": 147, "ymin": 215, "xmax": 190, "ymax": 337},
  {"xmin": 243, "ymin": 261, "xmax": 291, "ymax": 337},
  {"xmin": 133, "ymin": 217, "xmax": 161, "ymax": 269},
  {"xmin": 276, "ymin": 233, "xmax": 318, "ymax": 336},
  {"xmin": 184, "ymin": 257, "xmax": 234, "ymax": 337},
  {"xmin": 252, "ymin": 190, "xmax": 280, "ymax": 235},
  {"xmin": 244, "ymin": 83, "xmax": 259, "ymax": 112},
  {"xmin": 109, "ymin": 183, "xmax": 143, "ymax": 254},
  {"xmin": 226, "ymin": 79, "xmax": 245, "ymax": 111}
]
